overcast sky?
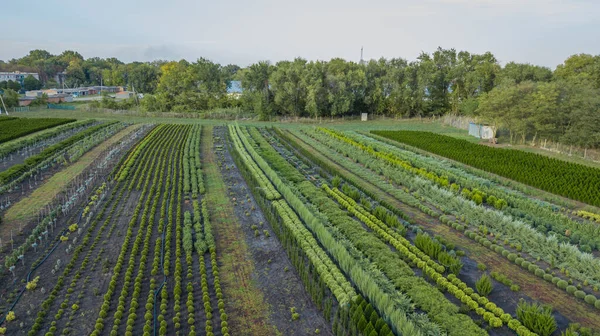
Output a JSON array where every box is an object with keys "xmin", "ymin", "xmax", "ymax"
[{"xmin": 2, "ymin": 0, "xmax": 599, "ymax": 68}]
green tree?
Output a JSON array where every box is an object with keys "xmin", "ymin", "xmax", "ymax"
[
  {"xmin": 271, "ymin": 58, "xmax": 307, "ymax": 117},
  {"xmin": 23, "ymin": 75, "xmax": 42, "ymax": 91},
  {"xmin": 128, "ymin": 63, "xmax": 159, "ymax": 93},
  {"xmin": 154, "ymin": 60, "xmax": 193, "ymax": 111},
  {"xmin": 417, "ymin": 48, "xmax": 458, "ymax": 115},
  {"xmin": 363, "ymin": 58, "xmax": 389, "ymax": 116},
  {"xmin": 403, "ymin": 62, "xmax": 426, "ymax": 117},
  {"xmin": 65, "ymin": 60, "xmax": 86, "ymax": 87},
  {"xmin": 241, "ymin": 61, "xmax": 274, "ymax": 120},
  {"xmin": 325, "ymin": 58, "xmax": 366, "ymax": 117},
  {"xmin": 302, "ymin": 61, "xmax": 329, "ymax": 119},
  {"xmin": 30, "ymin": 93, "xmax": 49, "ymax": 106},
  {"xmin": 560, "ymin": 81, "xmax": 600, "ymax": 149},
  {"xmin": 189, "ymin": 57, "xmax": 227, "ymax": 109},
  {"xmin": 554, "ymin": 54, "xmax": 600, "ymax": 88},
  {"xmin": 6, "ymin": 80, "xmax": 21, "ymax": 91},
  {"xmin": 382, "ymin": 58, "xmax": 409, "ymax": 116},
  {"xmin": 529, "ymin": 81, "xmax": 564, "ymax": 145},
  {"xmin": 1, "ymin": 88, "xmax": 20, "ymax": 108},
  {"xmin": 499, "ymin": 62, "xmax": 552, "ymax": 84}
]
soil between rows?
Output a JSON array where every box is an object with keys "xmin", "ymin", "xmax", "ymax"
[{"xmin": 212, "ymin": 125, "xmax": 332, "ymax": 336}]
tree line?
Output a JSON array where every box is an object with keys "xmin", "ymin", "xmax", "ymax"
[{"xmin": 1, "ymin": 48, "xmax": 599, "ymax": 147}]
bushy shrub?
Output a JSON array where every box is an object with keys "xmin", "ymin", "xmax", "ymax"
[
  {"xmin": 516, "ymin": 300, "xmax": 557, "ymax": 336},
  {"xmin": 557, "ymin": 280, "xmax": 568, "ymax": 289},
  {"xmin": 332, "ymin": 176, "xmax": 341, "ymax": 188},
  {"xmin": 584, "ymin": 294, "xmax": 597, "ymax": 305},
  {"xmin": 476, "ymin": 274, "xmax": 493, "ymax": 297}
]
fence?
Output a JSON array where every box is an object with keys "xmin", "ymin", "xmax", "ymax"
[
  {"xmin": 12, "ymin": 106, "xmax": 30, "ymax": 112},
  {"xmin": 47, "ymin": 104, "xmax": 76, "ymax": 110},
  {"xmin": 538, "ymin": 141, "xmax": 600, "ymax": 163},
  {"xmin": 442, "ymin": 114, "xmax": 475, "ymax": 130}
]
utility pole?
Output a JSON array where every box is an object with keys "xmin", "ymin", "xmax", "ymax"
[
  {"xmin": 360, "ymin": 46, "xmax": 364, "ymax": 65},
  {"xmin": 0, "ymin": 94, "xmax": 8, "ymax": 115}
]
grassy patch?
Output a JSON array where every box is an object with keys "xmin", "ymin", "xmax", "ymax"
[
  {"xmin": 201, "ymin": 126, "xmax": 278, "ymax": 336},
  {"xmin": 3, "ymin": 124, "xmax": 140, "ymax": 223}
]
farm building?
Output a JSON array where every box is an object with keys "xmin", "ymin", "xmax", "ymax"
[
  {"xmin": 468, "ymin": 122, "xmax": 495, "ymax": 140},
  {"xmin": 115, "ymin": 91, "xmax": 135, "ymax": 99},
  {"xmin": 0, "ymin": 71, "xmax": 39, "ymax": 82},
  {"xmin": 18, "ymin": 94, "xmax": 72, "ymax": 106}
]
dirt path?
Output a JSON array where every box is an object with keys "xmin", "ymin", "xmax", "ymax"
[
  {"xmin": 215, "ymin": 126, "xmax": 333, "ymax": 336},
  {"xmin": 201, "ymin": 126, "xmax": 277, "ymax": 336}
]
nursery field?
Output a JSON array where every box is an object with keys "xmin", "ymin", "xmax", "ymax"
[
  {"xmin": 0, "ymin": 118, "xmax": 75, "ymax": 144},
  {"xmin": 1, "ymin": 118, "xmax": 599, "ymax": 336}
]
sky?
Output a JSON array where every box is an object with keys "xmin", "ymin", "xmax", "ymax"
[{"xmin": 1, "ymin": 0, "xmax": 599, "ymax": 68}]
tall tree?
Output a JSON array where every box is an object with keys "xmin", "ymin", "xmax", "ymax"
[
  {"xmin": 500, "ymin": 62, "xmax": 552, "ymax": 84},
  {"xmin": 128, "ymin": 63, "xmax": 159, "ymax": 93},
  {"xmin": 303, "ymin": 61, "xmax": 329, "ymax": 119},
  {"xmin": 241, "ymin": 61, "xmax": 274, "ymax": 120},
  {"xmin": 23, "ymin": 75, "xmax": 42, "ymax": 91},
  {"xmin": 1, "ymin": 88, "xmax": 20, "ymax": 108},
  {"xmin": 554, "ymin": 54, "xmax": 600, "ymax": 88},
  {"xmin": 271, "ymin": 58, "xmax": 307, "ymax": 117}
]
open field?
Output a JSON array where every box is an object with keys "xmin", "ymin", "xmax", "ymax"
[
  {"xmin": 14, "ymin": 109, "xmax": 600, "ymax": 170},
  {"xmin": 0, "ymin": 117, "xmax": 599, "ymax": 336},
  {"xmin": 0, "ymin": 118, "xmax": 75, "ymax": 144}
]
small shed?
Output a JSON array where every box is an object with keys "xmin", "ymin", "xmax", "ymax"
[
  {"xmin": 115, "ymin": 91, "xmax": 135, "ymax": 99},
  {"xmin": 469, "ymin": 122, "xmax": 495, "ymax": 140}
]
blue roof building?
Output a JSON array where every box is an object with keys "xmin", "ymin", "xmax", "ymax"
[{"xmin": 227, "ymin": 80, "xmax": 243, "ymax": 94}]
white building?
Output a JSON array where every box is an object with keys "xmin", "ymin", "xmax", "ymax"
[
  {"xmin": 115, "ymin": 91, "xmax": 135, "ymax": 99},
  {"xmin": 0, "ymin": 71, "xmax": 40, "ymax": 82},
  {"xmin": 468, "ymin": 122, "xmax": 495, "ymax": 140}
]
